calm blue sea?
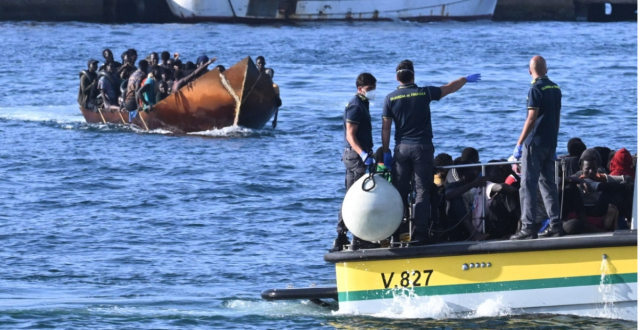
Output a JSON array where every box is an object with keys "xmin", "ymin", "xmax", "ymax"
[{"xmin": 0, "ymin": 20, "xmax": 637, "ymax": 329}]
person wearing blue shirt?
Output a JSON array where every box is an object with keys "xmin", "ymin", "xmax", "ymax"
[
  {"xmin": 511, "ymin": 56, "xmax": 563, "ymax": 240},
  {"xmin": 331, "ymin": 73, "xmax": 377, "ymax": 252},
  {"xmin": 381, "ymin": 60, "xmax": 480, "ymax": 245}
]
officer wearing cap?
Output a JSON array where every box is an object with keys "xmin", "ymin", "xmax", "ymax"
[
  {"xmin": 510, "ymin": 55, "xmax": 563, "ymax": 240},
  {"xmin": 381, "ymin": 60, "xmax": 480, "ymax": 245},
  {"xmin": 331, "ymin": 72, "xmax": 377, "ymax": 252}
]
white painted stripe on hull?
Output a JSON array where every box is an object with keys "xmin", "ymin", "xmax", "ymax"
[{"xmin": 338, "ymin": 283, "xmax": 638, "ymax": 321}]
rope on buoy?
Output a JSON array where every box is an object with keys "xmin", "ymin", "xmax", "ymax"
[{"xmin": 362, "ymin": 154, "xmax": 377, "ymax": 192}]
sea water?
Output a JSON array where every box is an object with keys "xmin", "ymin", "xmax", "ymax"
[{"xmin": 0, "ymin": 20, "xmax": 636, "ymax": 329}]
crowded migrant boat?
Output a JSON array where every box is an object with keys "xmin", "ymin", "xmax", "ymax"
[{"xmin": 77, "ymin": 49, "xmax": 281, "ymax": 132}]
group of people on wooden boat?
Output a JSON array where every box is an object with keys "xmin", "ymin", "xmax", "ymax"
[
  {"xmin": 333, "ymin": 56, "xmax": 636, "ymax": 251},
  {"xmin": 77, "ymin": 48, "xmax": 279, "ymax": 127}
]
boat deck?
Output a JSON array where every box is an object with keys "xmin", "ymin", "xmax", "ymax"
[{"xmin": 324, "ymin": 230, "xmax": 637, "ymax": 263}]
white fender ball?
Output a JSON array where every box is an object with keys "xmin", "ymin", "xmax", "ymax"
[{"xmin": 341, "ymin": 174, "xmax": 404, "ymax": 242}]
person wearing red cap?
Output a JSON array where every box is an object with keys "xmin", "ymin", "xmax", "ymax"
[{"xmin": 609, "ymin": 148, "xmax": 635, "ymax": 179}]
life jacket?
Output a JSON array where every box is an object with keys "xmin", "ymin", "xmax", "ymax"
[
  {"xmin": 78, "ymin": 70, "xmax": 97, "ymax": 107},
  {"xmin": 97, "ymin": 71, "xmax": 121, "ymax": 97},
  {"xmin": 120, "ymin": 79, "xmax": 128, "ymax": 96}
]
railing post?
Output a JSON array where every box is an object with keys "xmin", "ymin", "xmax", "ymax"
[
  {"xmin": 555, "ymin": 159, "xmax": 559, "ymax": 186},
  {"xmin": 481, "ymin": 164, "xmax": 486, "ymax": 234}
]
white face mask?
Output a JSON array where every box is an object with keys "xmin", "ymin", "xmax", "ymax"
[{"xmin": 365, "ymin": 90, "xmax": 376, "ymax": 101}]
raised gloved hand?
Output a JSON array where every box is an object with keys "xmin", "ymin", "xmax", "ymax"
[
  {"xmin": 383, "ymin": 151, "xmax": 393, "ymax": 169},
  {"xmin": 360, "ymin": 151, "xmax": 374, "ymax": 166},
  {"xmin": 513, "ymin": 145, "xmax": 523, "ymax": 160},
  {"xmin": 465, "ymin": 73, "xmax": 481, "ymax": 83}
]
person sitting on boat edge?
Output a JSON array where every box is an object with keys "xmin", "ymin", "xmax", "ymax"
[
  {"xmin": 98, "ymin": 61, "xmax": 121, "ymax": 112},
  {"xmin": 256, "ymin": 56, "xmax": 266, "ymax": 74},
  {"xmin": 98, "ymin": 48, "xmax": 122, "ymax": 73},
  {"xmin": 119, "ymin": 49, "xmax": 139, "ymax": 80},
  {"xmin": 124, "ymin": 59, "xmax": 149, "ymax": 119},
  {"xmin": 331, "ymin": 72, "xmax": 378, "ymax": 252},
  {"xmin": 511, "ymin": 56, "xmax": 564, "ymax": 240},
  {"xmin": 78, "ymin": 59, "xmax": 99, "ymax": 109},
  {"xmin": 265, "ymin": 68, "xmax": 281, "ymax": 129},
  {"xmin": 381, "ymin": 59, "xmax": 481, "ymax": 246}
]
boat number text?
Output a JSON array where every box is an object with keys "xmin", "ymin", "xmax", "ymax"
[{"xmin": 381, "ymin": 270, "xmax": 433, "ymax": 289}]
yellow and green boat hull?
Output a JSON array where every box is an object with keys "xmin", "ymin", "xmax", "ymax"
[{"xmin": 326, "ymin": 232, "xmax": 637, "ymax": 320}]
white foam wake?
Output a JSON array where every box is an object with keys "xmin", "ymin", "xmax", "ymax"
[
  {"xmin": 0, "ymin": 105, "xmax": 84, "ymax": 123},
  {"xmin": 472, "ymin": 295, "xmax": 512, "ymax": 317},
  {"xmin": 188, "ymin": 125, "xmax": 262, "ymax": 137}
]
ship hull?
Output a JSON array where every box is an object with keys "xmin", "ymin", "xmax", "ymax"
[
  {"xmin": 326, "ymin": 231, "xmax": 638, "ymax": 320},
  {"xmin": 166, "ymin": 0, "xmax": 498, "ymax": 22}
]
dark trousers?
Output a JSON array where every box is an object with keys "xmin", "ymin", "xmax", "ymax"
[
  {"xmin": 392, "ymin": 143, "xmax": 434, "ymax": 239},
  {"xmin": 337, "ymin": 148, "xmax": 367, "ymax": 235},
  {"xmin": 520, "ymin": 145, "xmax": 560, "ymax": 230}
]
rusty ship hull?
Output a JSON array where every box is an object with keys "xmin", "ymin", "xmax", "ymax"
[{"xmin": 80, "ymin": 57, "xmax": 279, "ymax": 133}]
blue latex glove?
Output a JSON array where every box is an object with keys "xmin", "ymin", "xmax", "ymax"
[
  {"xmin": 465, "ymin": 73, "xmax": 481, "ymax": 83},
  {"xmin": 383, "ymin": 151, "xmax": 393, "ymax": 169},
  {"xmin": 360, "ymin": 151, "xmax": 374, "ymax": 166},
  {"xmin": 513, "ymin": 145, "xmax": 523, "ymax": 160}
]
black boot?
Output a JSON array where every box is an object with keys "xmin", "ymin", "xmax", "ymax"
[
  {"xmin": 329, "ymin": 234, "xmax": 350, "ymax": 252},
  {"xmin": 510, "ymin": 229, "xmax": 538, "ymax": 240},
  {"xmin": 539, "ymin": 226, "xmax": 566, "ymax": 238}
]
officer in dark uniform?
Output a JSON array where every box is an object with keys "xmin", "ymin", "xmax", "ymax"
[
  {"xmin": 331, "ymin": 73, "xmax": 377, "ymax": 252},
  {"xmin": 511, "ymin": 56, "xmax": 564, "ymax": 239},
  {"xmin": 381, "ymin": 60, "xmax": 480, "ymax": 244}
]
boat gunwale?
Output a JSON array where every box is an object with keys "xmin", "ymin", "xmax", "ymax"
[{"xmin": 324, "ymin": 230, "xmax": 637, "ymax": 263}]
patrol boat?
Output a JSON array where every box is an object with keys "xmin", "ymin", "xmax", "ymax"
[
  {"xmin": 262, "ymin": 163, "xmax": 638, "ymax": 320},
  {"xmin": 165, "ymin": 0, "xmax": 498, "ymax": 22},
  {"xmin": 80, "ymin": 57, "xmax": 280, "ymax": 133}
]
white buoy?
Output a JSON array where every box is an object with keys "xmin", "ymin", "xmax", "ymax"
[{"xmin": 341, "ymin": 174, "xmax": 404, "ymax": 242}]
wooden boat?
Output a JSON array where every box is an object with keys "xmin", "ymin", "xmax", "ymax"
[
  {"xmin": 165, "ymin": 0, "xmax": 499, "ymax": 22},
  {"xmin": 79, "ymin": 57, "xmax": 279, "ymax": 133}
]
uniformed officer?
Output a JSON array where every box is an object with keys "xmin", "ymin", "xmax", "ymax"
[
  {"xmin": 381, "ymin": 60, "xmax": 480, "ymax": 245},
  {"xmin": 331, "ymin": 73, "xmax": 377, "ymax": 252},
  {"xmin": 510, "ymin": 55, "xmax": 564, "ymax": 239}
]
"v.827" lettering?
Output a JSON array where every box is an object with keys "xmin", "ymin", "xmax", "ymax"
[{"xmin": 381, "ymin": 270, "xmax": 433, "ymax": 289}]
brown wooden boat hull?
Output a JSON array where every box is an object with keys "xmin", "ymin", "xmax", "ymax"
[
  {"xmin": 79, "ymin": 57, "xmax": 278, "ymax": 133},
  {"xmin": 79, "ymin": 106, "xmax": 161, "ymax": 131}
]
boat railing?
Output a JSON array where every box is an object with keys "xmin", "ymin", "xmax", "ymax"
[{"xmin": 433, "ymin": 160, "xmax": 563, "ymax": 235}]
